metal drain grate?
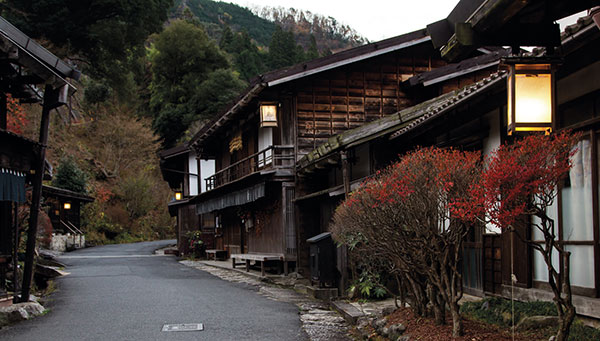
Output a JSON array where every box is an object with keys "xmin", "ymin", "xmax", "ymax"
[{"xmin": 162, "ymin": 323, "xmax": 204, "ymax": 332}]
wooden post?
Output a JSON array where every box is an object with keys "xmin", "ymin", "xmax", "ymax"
[
  {"xmin": 339, "ymin": 151, "xmax": 350, "ymax": 296},
  {"xmin": 12, "ymin": 202, "xmax": 19, "ymax": 303},
  {"xmin": 0, "ymin": 92, "xmax": 7, "ymax": 130},
  {"xmin": 20, "ymin": 85, "xmax": 64, "ymax": 302}
]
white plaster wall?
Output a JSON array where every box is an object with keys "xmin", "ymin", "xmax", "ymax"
[
  {"xmin": 200, "ymin": 159, "xmax": 215, "ymax": 193},
  {"xmin": 481, "ymin": 108, "xmax": 502, "ymax": 234},
  {"xmin": 188, "ymin": 152, "xmax": 198, "ymax": 196}
]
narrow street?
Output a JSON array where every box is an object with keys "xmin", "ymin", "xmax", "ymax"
[{"xmin": 0, "ymin": 241, "xmax": 309, "ymax": 340}]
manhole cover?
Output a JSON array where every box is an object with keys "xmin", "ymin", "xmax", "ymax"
[{"xmin": 162, "ymin": 323, "xmax": 204, "ymax": 332}]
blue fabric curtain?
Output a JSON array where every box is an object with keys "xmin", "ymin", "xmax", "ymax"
[{"xmin": 0, "ymin": 168, "xmax": 26, "ymax": 203}]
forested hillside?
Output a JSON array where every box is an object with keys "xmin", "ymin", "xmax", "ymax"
[
  {"xmin": 171, "ymin": 0, "xmax": 366, "ymax": 53},
  {"xmin": 0, "ymin": 0, "xmax": 367, "ymax": 245}
]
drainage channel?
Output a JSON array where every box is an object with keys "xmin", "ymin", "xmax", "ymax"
[{"xmin": 162, "ymin": 323, "xmax": 204, "ymax": 332}]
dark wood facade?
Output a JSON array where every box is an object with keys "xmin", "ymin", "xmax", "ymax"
[{"xmin": 294, "ymin": 7, "xmax": 600, "ymax": 317}]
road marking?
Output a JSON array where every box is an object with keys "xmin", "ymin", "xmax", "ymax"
[
  {"xmin": 60, "ymin": 254, "xmax": 169, "ymax": 259},
  {"xmin": 162, "ymin": 323, "xmax": 204, "ymax": 332}
]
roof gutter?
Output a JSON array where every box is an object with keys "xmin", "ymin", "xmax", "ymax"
[
  {"xmin": 422, "ymin": 60, "xmax": 500, "ymax": 86},
  {"xmin": 268, "ymin": 36, "xmax": 432, "ymax": 87}
]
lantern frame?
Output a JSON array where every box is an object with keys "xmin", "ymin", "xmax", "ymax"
[
  {"xmin": 502, "ymin": 57, "xmax": 558, "ymax": 136},
  {"xmin": 259, "ymin": 102, "xmax": 278, "ymax": 128}
]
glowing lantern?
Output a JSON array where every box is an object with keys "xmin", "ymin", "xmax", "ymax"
[
  {"xmin": 504, "ymin": 58, "xmax": 555, "ymax": 135},
  {"xmin": 259, "ymin": 102, "xmax": 278, "ymax": 128}
]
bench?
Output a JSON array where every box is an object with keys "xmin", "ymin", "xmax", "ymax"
[
  {"xmin": 230, "ymin": 253, "xmax": 287, "ymax": 276},
  {"xmin": 205, "ymin": 249, "xmax": 228, "ymax": 261}
]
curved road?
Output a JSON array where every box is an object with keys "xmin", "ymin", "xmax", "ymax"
[{"xmin": 0, "ymin": 240, "xmax": 307, "ymax": 340}]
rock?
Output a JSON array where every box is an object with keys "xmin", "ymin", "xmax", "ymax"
[
  {"xmin": 381, "ymin": 326, "xmax": 390, "ymax": 336},
  {"xmin": 372, "ymin": 317, "xmax": 387, "ymax": 332},
  {"xmin": 397, "ymin": 335, "xmax": 411, "ymax": 341},
  {"xmin": 387, "ymin": 323, "xmax": 406, "ymax": 339},
  {"xmin": 516, "ymin": 315, "xmax": 559, "ymax": 331},
  {"xmin": 0, "ymin": 301, "xmax": 46, "ymax": 327},
  {"xmin": 0, "ymin": 306, "xmax": 29, "ymax": 326},
  {"xmin": 382, "ymin": 306, "xmax": 396, "ymax": 316},
  {"xmin": 35, "ymin": 264, "xmax": 67, "ymax": 279},
  {"xmin": 356, "ymin": 317, "xmax": 373, "ymax": 340},
  {"xmin": 548, "ymin": 336, "xmax": 556, "ymax": 341},
  {"xmin": 21, "ymin": 302, "xmax": 45, "ymax": 316},
  {"xmin": 356, "ymin": 317, "xmax": 372, "ymax": 329}
]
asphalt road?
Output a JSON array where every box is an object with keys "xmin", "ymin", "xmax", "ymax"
[{"xmin": 0, "ymin": 240, "xmax": 307, "ymax": 340}]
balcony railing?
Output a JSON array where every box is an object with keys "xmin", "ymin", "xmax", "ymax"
[{"xmin": 205, "ymin": 145, "xmax": 294, "ymax": 191}]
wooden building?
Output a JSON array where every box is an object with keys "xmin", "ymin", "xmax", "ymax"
[
  {"xmin": 162, "ymin": 28, "xmax": 502, "ymax": 273},
  {"xmin": 160, "ymin": 144, "xmax": 216, "ymax": 255},
  {"xmin": 0, "ymin": 16, "xmax": 79, "ymax": 301},
  {"xmin": 296, "ymin": 1, "xmax": 600, "ymax": 318},
  {"xmin": 42, "ymin": 185, "xmax": 93, "ymax": 251}
]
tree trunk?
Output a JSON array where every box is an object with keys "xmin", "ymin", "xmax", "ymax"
[
  {"xmin": 450, "ymin": 301, "xmax": 463, "ymax": 337},
  {"xmin": 556, "ymin": 305, "xmax": 576, "ymax": 341},
  {"xmin": 428, "ymin": 284, "xmax": 445, "ymax": 325}
]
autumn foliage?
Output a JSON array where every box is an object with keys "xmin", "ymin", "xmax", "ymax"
[
  {"xmin": 333, "ymin": 147, "xmax": 482, "ymax": 337},
  {"xmin": 333, "ymin": 132, "xmax": 581, "ymax": 339},
  {"xmin": 454, "ymin": 131, "xmax": 579, "ymax": 230},
  {"xmin": 6, "ymin": 93, "xmax": 29, "ymax": 134},
  {"xmin": 454, "ymin": 131, "xmax": 580, "ymax": 341}
]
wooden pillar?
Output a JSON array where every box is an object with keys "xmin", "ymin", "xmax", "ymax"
[
  {"xmin": 0, "ymin": 92, "xmax": 7, "ymax": 130},
  {"xmin": 20, "ymin": 85, "xmax": 65, "ymax": 302},
  {"xmin": 339, "ymin": 150, "xmax": 350, "ymax": 295},
  {"xmin": 12, "ymin": 202, "xmax": 19, "ymax": 303}
]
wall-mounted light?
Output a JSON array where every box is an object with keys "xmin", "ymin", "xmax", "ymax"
[
  {"xmin": 175, "ymin": 192, "xmax": 182, "ymax": 201},
  {"xmin": 63, "ymin": 202, "xmax": 71, "ymax": 210},
  {"xmin": 503, "ymin": 57, "xmax": 556, "ymax": 135},
  {"xmin": 259, "ymin": 102, "xmax": 278, "ymax": 128}
]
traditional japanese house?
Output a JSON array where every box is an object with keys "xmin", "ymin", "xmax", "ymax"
[
  {"xmin": 42, "ymin": 185, "xmax": 94, "ymax": 251},
  {"xmin": 159, "ymin": 144, "xmax": 216, "ymax": 255},
  {"xmin": 296, "ymin": 1, "xmax": 600, "ymax": 318},
  {"xmin": 179, "ymin": 28, "xmax": 500, "ymax": 274},
  {"xmin": 0, "ymin": 16, "xmax": 79, "ymax": 301}
]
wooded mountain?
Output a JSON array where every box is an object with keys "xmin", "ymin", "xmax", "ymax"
[{"xmin": 171, "ymin": 0, "xmax": 366, "ymax": 54}]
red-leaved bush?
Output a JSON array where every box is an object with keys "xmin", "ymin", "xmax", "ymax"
[
  {"xmin": 453, "ymin": 131, "xmax": 580, "ymax": 341},
  {"xmin": 333, "ymin": 147, "xmax": 481, "ymax": 337}
]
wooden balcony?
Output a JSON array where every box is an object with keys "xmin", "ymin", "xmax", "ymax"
[{"xmin": 205, "ymin": 145, "xmax": 294, "ymax": 191}]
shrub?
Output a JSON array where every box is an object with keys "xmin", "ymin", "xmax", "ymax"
[{"xmin": 53, "ymin": 157, "xmax": 88, "ymax": 193}]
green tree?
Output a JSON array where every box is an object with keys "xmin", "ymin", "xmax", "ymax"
[
  {"xmin": 184, "ymin": 68, "xmax": 247, "ymax": 124},
  {"xmin": 306, "ymin": 34, "xmax": 320, "ymax": 60},
  {"xmin": 1, "ymin": 0, "xmax": 172, "ymax": 90},
  {"xmin": 149, "ymin": 20, "xmax": 246, "ymax": 147},
  {"xmin": 219, "ymin": 25, "xmax": 235, "ymax": 51},
  {"xmin": 268, "ymin": 26, "xmax": 300, "ymax": 69},
  {"xmin": 53, "ymin": 157, "xmax": 88, "ymax": 194}
]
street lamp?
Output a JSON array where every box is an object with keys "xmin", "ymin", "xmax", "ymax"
[
  {"xmin": 174, "ymin": 192, "xmax": 182, "ymax": 201},
  {"xmin": 259, "ymin": 102, "xmax": 278, "ymax": 128},
  {"xmin": 503, "ymin": 57, "xmax": 556, "ymax": 135}
]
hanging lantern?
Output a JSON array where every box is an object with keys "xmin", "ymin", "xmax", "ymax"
[
  {"xmin": 259, "ymin": 102, "xmax": 278, "ymax": 128},
  {"xmin": 503, "ymin": 58, "xmax": 556, "ymax": 135},
  {"xmin": 174, "ymin": 192, "xmax": 182, "ymax": 201}
]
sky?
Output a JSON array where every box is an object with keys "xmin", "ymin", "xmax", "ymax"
[{"xmin": 225, "ymin": 0, "xmax": 587, "ymax": 42}]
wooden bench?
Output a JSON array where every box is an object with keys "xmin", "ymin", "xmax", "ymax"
[
  {"xmin": 230, "ymin": 253, "xmax": 286, "ymax": 276},
  {"xmin": 205, "ymin": 249, "xmax": 228, "ymax": 261}
]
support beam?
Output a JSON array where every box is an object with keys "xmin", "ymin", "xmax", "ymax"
[{"xmin": 19, "ymin": 84, "xmax": 65, "ymax": 302}]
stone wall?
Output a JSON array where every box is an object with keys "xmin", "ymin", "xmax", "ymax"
[{"xmin": 48, "ymin": 233, "xmax": 85, "ymax": 252}]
